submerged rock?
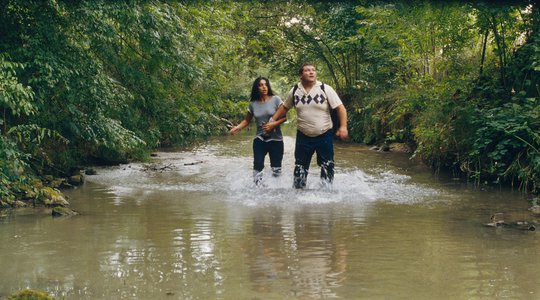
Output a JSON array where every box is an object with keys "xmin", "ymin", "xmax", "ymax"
[
  {"xmin": 68, "ymin": 175, "xmax": 84, "ymax": 186},
  {"xmin": 529, "ymin": 205, "xmax": 540, "ymax": 215},
  {"xmin": 8, "ymin": 289, "xmax": 54, "ymax": 300},
  {"xmin": 485, "ymin": 212, "xmax": 538, "ymax": 231},
  {"xmin": 370, "ymin": 143, "xmax": 412, "ymax": 153},
  {"xmin": 52, "ymin": 206, "xmax": 79, "ymax": 217},
  {"xmin": 14, "ymin": 200, "xmax": 27, "ymax": 208},
  {"xmin": 379, "ymin": 143, "xmax": 390, "ymax": 152},
  {"xmin": 389, "ymin": 142, "xmax": 412, "ymax": 153},
  {"xmin": 484, "ymin": 219, "xmax": 536, "ymax": 231},
  {"xmin": 369, "ymin": 143, "xmax": 390, "ymax": 152},
  {"xmin": 50, "ymin": 178, "xmax": 65, "ymax": 188}
]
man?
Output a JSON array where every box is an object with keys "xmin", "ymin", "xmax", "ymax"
[{"xmin": 264, "ymin": 63, "xmax": 349, "ymax": 188}]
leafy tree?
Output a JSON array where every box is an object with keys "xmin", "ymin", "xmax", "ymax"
[{"xmin": 1, "ymin": 0, "xmax": 540, "ymax": 202}]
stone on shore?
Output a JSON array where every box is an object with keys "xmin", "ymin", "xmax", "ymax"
[{"xmin": 39, "ymin": 187, "xmax": 69, "ymax": 207}]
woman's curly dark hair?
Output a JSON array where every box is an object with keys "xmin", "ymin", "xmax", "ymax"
[{"xmin": 250, "ymin": 76, "xmax": 275, "ymax": 102}]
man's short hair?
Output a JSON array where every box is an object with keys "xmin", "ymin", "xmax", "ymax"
[{"xmin": 299, "ymin": 63, "xmax": 316, "ymax": 75}]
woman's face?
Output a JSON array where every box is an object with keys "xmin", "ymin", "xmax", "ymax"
[{"xmin": 258, "ymin": 79, "xmax": 268, "ymax": 97}]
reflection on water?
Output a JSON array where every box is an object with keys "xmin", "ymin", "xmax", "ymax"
[{"xmin": 1, "ymin": 131, "xmax": 540, "ymax": 299}]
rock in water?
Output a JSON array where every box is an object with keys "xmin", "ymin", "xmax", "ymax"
[{"xmin": 52, "ymin": 207, "xmax": 80, "ymax": 217}]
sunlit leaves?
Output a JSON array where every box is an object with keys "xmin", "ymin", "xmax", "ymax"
[{"xmin": 0, "ymin": 55, "xmax": 35, "ymax": 117}]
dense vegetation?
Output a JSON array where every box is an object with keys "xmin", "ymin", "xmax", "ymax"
[{"xmin": 1, "ymin": 0, "xmax": 539, "ymax": 205}]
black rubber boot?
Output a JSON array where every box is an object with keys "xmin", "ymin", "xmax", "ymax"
[
  {"xmin": 293, "ymin": 165, "xmax": 308, "ymax": 189},
  {"xmin": 320, "ymin": 161, "xmax": 334, "ymax": 183}
]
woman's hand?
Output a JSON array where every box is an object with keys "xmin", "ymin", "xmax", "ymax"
[
  {"xmin": 230, "ymin": 125, "xmax": 241, "ymax": 135},
  {"xmin": 231, "ymin": 113, "xmax": 252, "ymax": 135}
]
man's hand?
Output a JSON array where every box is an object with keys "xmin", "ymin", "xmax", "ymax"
[
  {"xmin": 262, "ymin": 121, "xmax": 276, "ymax": 135},
  {"xmin": 335, "ymin": 126, "xmax": 349, "ymax": 141},
  {"xmin": 335, "ymin": 105, "xmax": 349, "ymax": 141}
]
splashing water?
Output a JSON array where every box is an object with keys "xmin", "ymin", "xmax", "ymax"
[{"xmin": 85, "ymin": 138, "xmax": 442, "ymax": 207}]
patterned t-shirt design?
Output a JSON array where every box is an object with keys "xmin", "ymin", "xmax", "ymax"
[{"xmin": 294, "ymin": 93, "xmax": 327, "ymax": 106}]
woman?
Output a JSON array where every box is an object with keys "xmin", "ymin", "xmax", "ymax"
[{"xmin": 230, "ymin": 77, "xmax": 287, "ymax": 185}]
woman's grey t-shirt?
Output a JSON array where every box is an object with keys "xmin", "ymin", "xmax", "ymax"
[{"xmin": 248, "ymin": 96, "xmax": 284, "ymax": 141}]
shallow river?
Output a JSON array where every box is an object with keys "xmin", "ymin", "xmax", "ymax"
[{"xmin": 1, "ymin": 130, "xmax": 540, "ymax": 299}]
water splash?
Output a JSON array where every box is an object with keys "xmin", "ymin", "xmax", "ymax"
[{"xmin": 85, "ymin": 142, "xmax": 442, "ymax": 207}]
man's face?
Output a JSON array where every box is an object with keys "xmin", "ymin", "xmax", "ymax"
[{"xmin": 301, "ymin": 65, "xmax": 317, "ymax": 83}]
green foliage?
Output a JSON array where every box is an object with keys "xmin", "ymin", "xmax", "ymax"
[
  {"xmin": 467, "ymin": 85, "xmax": 540, "ymax": 190},
  {"xmin": 0, "ymin": 1, "xmax": 256, "ymax": 200},
  {"xmin": 0, "ymin": 53, "xmax": 38, "ymax": 202},
  {"xmin": 345, "ymin": 1, "xmax": 540, "ymax": 191},
  {"xmin": 412, "ymin": 80, "xmax": 476, "ymax": 171},
  {"xmin": 1, "ymin": 0, "xmax": 539, "ymax": 197},
  {"xmin": 0, "ymin": 55, "xmax": 35, "ymax": 118},
  {"xmin": 68, "ymin": 1, "xmax": 252, "ymax": 147},
  {"xmin": 0, "ymin": 136, "xmax": 30, "ymax": 202},
  {"xmin": 1, "ymin": 1, "xmax": 252, "ymax": 165}
]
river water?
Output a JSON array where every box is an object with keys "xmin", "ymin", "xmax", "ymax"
[{"xmin": 1, "ymin": 130, "xmax": 540, "ymax": 299}]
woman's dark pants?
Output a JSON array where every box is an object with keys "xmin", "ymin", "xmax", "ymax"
[{"xmin": 253, "ymin": 138, "xmax": 284, "ymax": 174}]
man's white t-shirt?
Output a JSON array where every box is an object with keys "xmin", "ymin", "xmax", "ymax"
[{"xmin": 283, "ymin": 81, "xmax": 342, "ymax": 137}]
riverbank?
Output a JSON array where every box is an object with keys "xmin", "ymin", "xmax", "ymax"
[{"xmin": 0, "ymin": 170, "xmax": 86, "ymax": 215}]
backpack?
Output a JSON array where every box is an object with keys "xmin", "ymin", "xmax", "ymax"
[{"xmin": 292, "ymin": 82, "xmax": 339, "ymax": 132}]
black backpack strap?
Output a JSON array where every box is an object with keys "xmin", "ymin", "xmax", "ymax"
[{"xmin": 320, "ymin": 82, "xmax": 339, "ymax": 131}]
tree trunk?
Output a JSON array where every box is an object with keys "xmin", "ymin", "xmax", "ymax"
[
  {"xmin": 479, "ymin": 28, "xmax": 489, "ymax": 77},
  {"xmin": 500, "ymin": 20, "xmax": 507, "ymax": 87},
  {"xmin": 489, "ymin": 15, "xmax": 506, "ymax": 87},
  {"xmin": 431, "ymin": 24, "xmax": 437, "ymax": 80}
]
